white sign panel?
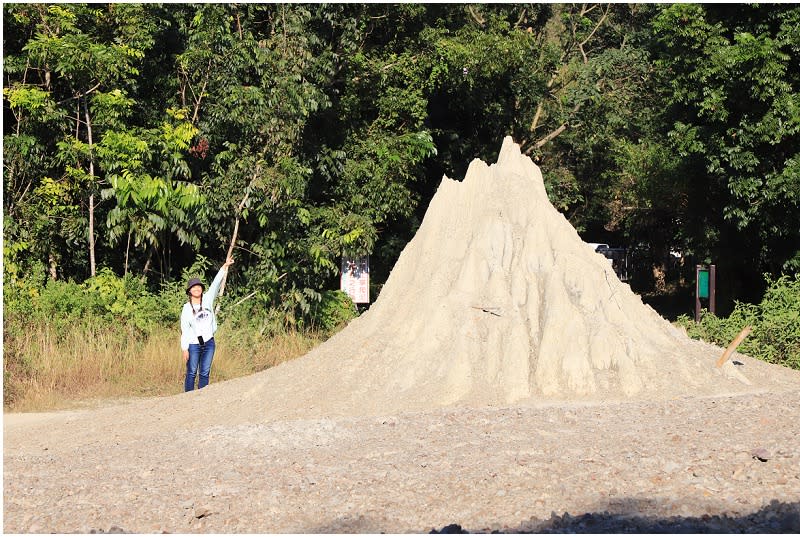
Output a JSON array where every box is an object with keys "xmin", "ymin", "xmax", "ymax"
[{"xmin": 340, "ymin": 256, "xmax": 369, "ymax": 304}]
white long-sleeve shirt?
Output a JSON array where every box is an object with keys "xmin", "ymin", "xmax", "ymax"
[{"xmin": 180, "ymin": 266, "xmax": 227, "ymax": 350}]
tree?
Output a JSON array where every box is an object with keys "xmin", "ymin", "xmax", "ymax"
[
  {"xmin": 5, "ymin": 4, "xmax": 150, "ymax": 276},
  {"xmin": 174, "ymin": 4, "xmax": 337, "ymax": 319},
  {"xmin": 4, "ymin": 4, "xmax": 202, "ymax": 282},
  {"xmin": 651, "ymin": 4, "xmax": 800, "ymax": 300},
  {"xmin": 6, "ymin": 3, "xmax": 797, "ymax": 322},
  {"xmin": 98, "ymin": 105, "xmax": 202, "ymax": 276}
]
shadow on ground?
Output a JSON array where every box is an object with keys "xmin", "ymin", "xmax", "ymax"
[
  {"xmin": 85, "ymin": 499, "xmax": 800, "ymax": 533},
  {"xmin": 430, "ymin": 500, "xmax": 800, "ymax": 534}
]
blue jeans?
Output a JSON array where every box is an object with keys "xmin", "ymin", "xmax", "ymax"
[{"xmin": 185, "ymin": 337, "xmax": 215, "ymax": 391}]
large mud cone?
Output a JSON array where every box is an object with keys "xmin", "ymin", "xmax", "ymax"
[
  {"xmin": 255, "ymin": 136, "xmax": 783, "ymax": 418},
  {"xmin": 6, "ymin": 137, "xmax": 800, "ymax": 451}
]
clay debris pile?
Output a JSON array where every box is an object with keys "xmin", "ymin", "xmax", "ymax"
[{"xmin": 265, "ymin": 137, "xmax": 778, "ymax": 415}]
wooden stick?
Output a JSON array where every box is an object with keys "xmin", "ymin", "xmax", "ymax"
[
  {"xmin": 230, "ymin": 291, "xmax": 256, "ymax": 309},
  {"xmin": 217, "ymin": 165, "xmax": 260, "ymax": 302},
  {"xmin": 715, "ymin": 325, "xmax": 752, "ymax": 368}
]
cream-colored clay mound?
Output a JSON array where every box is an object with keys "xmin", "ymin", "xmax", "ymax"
[
  {"xmin": 7, "ymin": 136, "xmax": 800, "ymax": 451},
  {"xmin": 224, "ymin": 136, "xmax": 798, "ymax": 420}
]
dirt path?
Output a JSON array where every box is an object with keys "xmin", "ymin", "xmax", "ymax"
[{"xmin": 5, "ymin": 380, "xmax": 800, "ymax": 533}]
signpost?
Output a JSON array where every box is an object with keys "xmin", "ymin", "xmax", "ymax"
[
  {"xmin": 341, "ymin": 256, "xmax": 370, "ymax": 304},
  {"xmin": 695, "ymin": 264, "xmax": 716, "ymax": 322}
]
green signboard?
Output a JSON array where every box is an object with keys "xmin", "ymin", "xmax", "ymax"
[{"xmin": 698, "ymin": 269, "xmax": 710, "ymax": 299}]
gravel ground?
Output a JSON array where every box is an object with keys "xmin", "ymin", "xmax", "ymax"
[{"xmin": 5, "ymin": 388, "xmax": 800, "ymax": 533}]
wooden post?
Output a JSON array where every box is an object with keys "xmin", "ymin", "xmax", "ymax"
[
  {"xmin": 695, "ymin": 265, "xmax": 702, "ymax": 323},
  {"xmin": 709, "ymin": 264, "xmax": 716, "ymax": 315}
]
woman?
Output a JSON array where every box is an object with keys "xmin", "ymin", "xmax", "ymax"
[{"xmin": 180, "ymin": 256, "xmax": 234, "ymax": 391}]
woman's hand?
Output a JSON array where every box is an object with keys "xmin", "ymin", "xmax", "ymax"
[
  {"xmin": 182, "ymin": 349, "xmax": 189, "ymax": 362},
  {"xmin": 223, "ymin": 256, "xmax": 234, "ymax": 269}
]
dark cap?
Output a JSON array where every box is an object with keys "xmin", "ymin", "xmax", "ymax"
[{"xmin": 186, "ymin": 277, "xmax": 205, "ymax": 294}]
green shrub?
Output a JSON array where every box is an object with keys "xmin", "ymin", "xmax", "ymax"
[
  {"xmin": 83, "ymin": 269, "xmax": 189, "ymax": 332},
  {"xmin": 677, "ymin": 274, "xmax": 800, "ymax": 370},
  {"xmin": 3, "ymin": 267, "xmax": 185, "ymax": 338},
  {"xmin": 311, "ymin": 290, "xmax": 358, "ymax": 333}
]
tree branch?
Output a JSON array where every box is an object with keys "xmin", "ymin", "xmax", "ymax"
[
  {"xmin": 467, "ymin": 5, "xmax": 484, "ymax": 26},
  {"xmin": 533, "ymin": 123, "xmax": 567, "ymax": 149},
  {"xmin": 528, "ymin": 101, "xmax": 582, "ymax": 153},
  {"xmin": 231, "ymin": 291, "xmax": 257, "ymax": 309},
  {"xmin": 187, "ymin": 58, "xmax": 213, "ymax": 124},
  {"xmin": 56, "ymin": 82, "xmax": 102, "ymax": 106},
  {"xmin": 579, "ymin": 4, "xmax": 611, "ymax": 64},
  {"xmin": 217, "ymin": 163, "xmax": 261, "ymax": 301},
  {"xmin": 515, "ymin": 8, "xmax": 527, "ymax": 29},
  {"xmin": 529, "ymin": 70, "xmax": 560, "ymax": 133}
]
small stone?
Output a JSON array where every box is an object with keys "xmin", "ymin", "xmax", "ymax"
[{"xmin": 751, "ymin": 448, "xmax": 771, "ymax": 462}]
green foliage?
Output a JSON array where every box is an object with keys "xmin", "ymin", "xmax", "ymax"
[
  {"xmin": 81, "ymin": 269, "xmax": 178, "ymax": 332},
  {"xmin": 677, "ymin": 274, "xmax": 800, "ymax": 370},
  {"xmin": 601, "ymin": 138, "xmax": 686, "ymax": 250},
  {"xmin": 311, "ymin": 290, "xmax": 358, "ymax": 334},
  {"xmin": 3, "ymin": 268, "xmax": 179, "ymax": 337},
  {"xmin": 98, "ymin": 107, "xmax": 202, "ymax": 257},
  {"xmin": 652, "ymin": 4, "xmax": 800, "ymax": 276},
  {"xmin": 4, "ymin": 2, "xmax": 800, "ymax": 330},
  {"xmin": 3, "ymin": 85, "xmax": 65, "ymax": 126},
  {"xmin": 542, "ymin": 166, "xmax": 584, "ymax": 213}
]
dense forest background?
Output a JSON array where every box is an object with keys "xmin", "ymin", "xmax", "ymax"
[{"xmin": 4, "ymin": 3, "xmax": 800, "ymax": 322}]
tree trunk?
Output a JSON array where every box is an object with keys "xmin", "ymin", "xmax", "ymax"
[
  {"xmin": 143, "ymin": 247, "xmax": 153, "ymax": 275},
  {"xmin": 124, "ymin": 228, "xmax": 132, "ymax": 277},
  {"xmin": 84, "ymin": 97, "xmax": 97, "ymax": 277},
  {"xmin": 48, "ymin": 252, "xmax": 58, "ymax": 280},
  {"xmin": 89, "ymin": 193, "xmax": 96, "ymax": 276}
]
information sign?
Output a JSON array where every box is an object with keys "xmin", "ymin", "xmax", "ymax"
[
  {"xmin": 698, "ymin": 268, "xmax": 710, "ymax": 299},
  {"xmin": 341, "ymin": 256, "xmax": 370, "ymax": 304}
]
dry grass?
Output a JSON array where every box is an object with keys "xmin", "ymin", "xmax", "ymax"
[
  {"xmin": 212, "ymin": 325, "xmax": 325, "ymax": 380},
  {"xmin": 3, "ymin": 321, "xmax": 325, "ymax": 413}
]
